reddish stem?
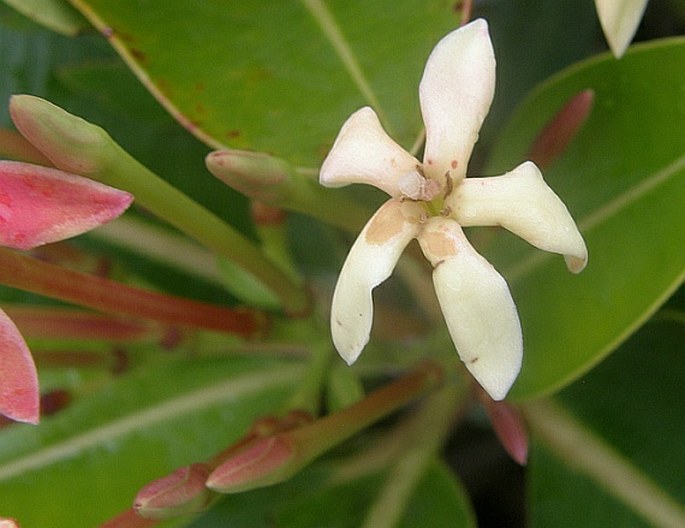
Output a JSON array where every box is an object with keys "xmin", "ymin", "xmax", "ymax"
[
  {"xmin": 4, "ymin": 306, "xmax": 160, "ymax": 342},
  {"xmin": 0, "ymin": 129, "xmax": 53, "ymax": 166},
  {"xmin": 0, "ymin": 247, "xmax": 262, "ymax": 336}
]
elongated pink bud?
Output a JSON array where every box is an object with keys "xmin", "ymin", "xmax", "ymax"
[
  {"xmin": 527, "ymin": 90, "xmax": 594, "ymax": 170},
  {"xmin": 0, "ymin": 160, "xmax": 133, "ymax": 250},
  {"xmin": 134, "ymin": 463, "xmax": 213, "ymax": 520},
  {"xmin": 206, "ymin": 435, "xmax": 295, "ymax": 494},
  {"xmin": 0, "ymin": 308, "xmax": 39, "ymax": 424},
  {"xmin": 481, "ymin": 395, "xmax": 529, "ymax": 465}
]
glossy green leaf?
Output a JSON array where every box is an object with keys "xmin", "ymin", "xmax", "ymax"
[
  {"xmin": 484, "ymin": 38, "xmax": 685, "ymax": 398},
  {"xmin": 0, "ymin": 357, "xmax": 302, "ymax": 526},
  {"xmin": 187, "ymin": 459, "xmax": 475, "ymax": 528},
  {"xmin": 69, "ymin": 0, "xmax": 460, "ymax": 165},
  {"xmin": 526, "ymin": 318, "xmax": 685, "ymax": 527}
]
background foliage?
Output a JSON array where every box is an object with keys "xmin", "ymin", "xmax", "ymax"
[{"xmin": 0, "ymin": 1, "xmax": 683, "ymax": 526}]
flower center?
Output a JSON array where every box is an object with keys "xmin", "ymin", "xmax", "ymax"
[{"xmin": 398, "ymin": 167, "xmax": 442, "ymax": 202}]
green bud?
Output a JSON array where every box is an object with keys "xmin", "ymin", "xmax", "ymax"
[
  {"xmin": 10, "ymin": 95, "xmax": 116, "ymax": 176},
  {"xmin": 205, "ymin": 149, "xmax": 294, "ymax": 203}
]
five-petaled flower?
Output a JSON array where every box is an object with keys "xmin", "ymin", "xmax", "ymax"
[{"xmin": 319, "ymin": 19, "xmax": 587, "ymax": 400}]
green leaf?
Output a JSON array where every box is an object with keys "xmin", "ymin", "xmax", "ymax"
[
  {"xmin": 485, "ymin": 38, "xmax": 685, "ymax": 398},
  {"xmin": 0, "ymin": 356, "xmax": 302, "ymax": 526},
  {"xmin": 526, "ymin": 318, "xmax": 685, "ymax": 527},
  {"xmin": 69, "ymin": 0, "xmax": 460, "ymax": 165}
]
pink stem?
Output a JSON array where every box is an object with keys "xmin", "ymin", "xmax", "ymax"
[
  {"xmin": 0, "ymin": 129, "xmax": 52, "ymax": 166},
  {"xmin": 4, "ymin": 306, "xmax": 161, "ymax": 342}
]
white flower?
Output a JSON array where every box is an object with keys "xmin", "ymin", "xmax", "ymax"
[{"xmin": 319, "ymin": 19, "xmax": 587, "ymax": 400}]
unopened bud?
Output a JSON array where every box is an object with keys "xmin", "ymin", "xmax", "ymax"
[
  {"xmin": 206, "ymin": 434, "xmax": 296, "ymax": 494},
  {"xmin": 527, "ymin": 89, "xmax": 594, "ymax": 170},
  {"xmin": 481, "ymin": 394, "xmax": 529, "ymax": 465},
  {"xmin": 10, "ymin": 95, "xmax": 117, "ymax": 176},
  {"xmin": 0, "ymin": 518, "xmax": 20, "ymax": 528},
  {"xmin": 134, "ymin": 463, "xmax": 214, "ymax": 520},
  {"xmin": 0, "ymin": 308, "xmax": 39, "ymax": 425},
  {"xmin": 0, "ymin": 160, "xmax": 132, "ymax": 250},
  {"xmin": 206, "ymin": 149, "xmax": 293, "ymax": 203}
]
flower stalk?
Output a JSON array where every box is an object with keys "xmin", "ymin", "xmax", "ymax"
[{"xmin": 207, "ymin": 361, "xmax": 443, "ymax": 493}]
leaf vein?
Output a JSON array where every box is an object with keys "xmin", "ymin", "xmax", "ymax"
[{"xmin": 0, "ymin": 366, "xmax": 299, "ymax": 482}]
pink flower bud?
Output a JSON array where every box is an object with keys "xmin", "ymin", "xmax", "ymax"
[
  {"xmin": 0, "ymin": 160, "xmax": 132, "ymax": 250},
  {"xmin": 0, "ymin": 308, "xmax": 39, "ymax": 424},
  {"xmin": 206, "ymin": 435, "xmax": 295, "ymax": 494},
  {"xmin": 481, "ymin": 395, "xmax": 529, "ymax": 465},
  {"xmin": 134, "ymin": 463, "xmax": 213, "ymax": 520}
]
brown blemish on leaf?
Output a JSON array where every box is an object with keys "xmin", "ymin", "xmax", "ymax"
[
  {"xmin": 364, "ymin": 203, "xmax": 406, "ymax": 245},
  {"xmin": 129, "ymin": 48, "xmax": 147, "ymax": 64},
  {"xmin": 226, "ymin": 130, "xmax": 241, "ymax": 139}
]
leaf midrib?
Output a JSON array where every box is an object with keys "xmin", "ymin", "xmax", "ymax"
[
  {"xmin": 0, "ymin": 365, "xmax": 301, "ymax": 482},
  {"xmin": 526, "ymin": 399, "xmax": 685, "ymax": 528}
]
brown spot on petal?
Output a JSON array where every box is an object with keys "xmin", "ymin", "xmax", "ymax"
[
  {"xmin": 451, "ymin": 160, "xmax": 458, "ymax": 169},
  {"xmin": 420, "ymin": 227, "xmax": 458, "ymax": 264},
  {"xmin": 364, "ymin": 203, "xmax": 406, "ymax": 245}
]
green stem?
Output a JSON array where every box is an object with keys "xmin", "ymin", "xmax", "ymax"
[
  {"xmin": 289, "ymin": 361, "xmax": 444, "ymax": 461},
  {"xmin": 286, "ymin": 341, "xmax": 332, "ymax": 414},
  {"xmin": 100, "ymin": 151, "xmax": 308, "ymax": 314},
  {"xmin": 361, "ymin": 381, "xmax": 470, "ymax": 528},
  {"xmin": 0, "ymin": 248, "xmax": 262, "ymax": 336}
]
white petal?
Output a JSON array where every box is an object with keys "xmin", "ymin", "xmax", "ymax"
[
  {"xmin": 595, "ymin": 0, "xmax": 648, "ymax": 58},
  {"xmin": 419, "ymin": 19, "xmax": 496, "ymax": 185},
  {"xmin": 451, "ymin": 161, "xmax": 588, "ymax": 273},
  {"xmin": 320, "ymin": 107, "xmax": 420, "ymax": 197},
  {"xmin": 418, "ymin": 218, "xmax": 522, "ymax": 400},
  {"xmin": 330, "ymin": 199, "xmax": 422, "ymax": 364}
]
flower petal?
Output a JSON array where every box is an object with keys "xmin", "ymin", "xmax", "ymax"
[
  {"xmin": 320, "ymin": 107, "xmax": 420, "ymax": 197},
  {"xmin": 595, "ymin": 0, "xmax": 648, "ymax": 58},
  {"xmin": 0, "ymin": 160, "xmax": 133, "ymax": 250},
  {"xmin": 419, "ymin": 19, "xmax": 496, "ymax": 184},
  {"xmin": 0, "ymin": 308, "xmax": 39, "ymax": 424},
  {"xmin": 450, "ymin": 161, "xmax": 588, "ymax": 273},
  {"xmin": 418, "ymin": 218, "xmax": 522, "ymax": 400},
  {"xmin": 330, "ymin": 199, "xmax": 422, "ymax": 364}
]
